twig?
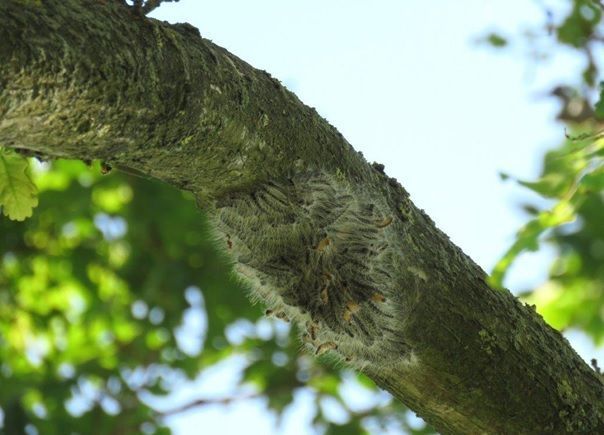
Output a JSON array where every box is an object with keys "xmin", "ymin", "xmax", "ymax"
[
  {"xmin": 142, "ymin": 0, "xmax": 179, "ymax": 15},
  {"xmin": 564, "ymin": 128, "xmax": 604, "ymax": 142},
  {"xmin": 158, "ymin": 392, "xmax": 260, "ymax": 416}
]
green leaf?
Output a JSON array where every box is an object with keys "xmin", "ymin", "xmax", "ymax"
[
  {"xmin": 580, "ymin": 167, "xmax": 604, "ymax": 190},
  {"xmin": 325, "ymin": 420, "xmax": 369, "ymax": 435},
  {"xmin": 595, "ymin": 82, "xmax": 604, "ymax": 119},
  {"xmin": 486, "ymin": 33, "xmax": 507, "ymax": 48},
  {"xmin": 0, "ymin": 148, "xmax": 39, "ymax": 221},
  {"xmin": 557, "ymin": 1, "xmax": 601, "ymax": 48},
  {"xmin": 490, "ymin": 201, "xmax": 577, "ymax": 287},
  {"xmin": 519, "ymin": 173, "xmax": 569, "ymax": 198}
]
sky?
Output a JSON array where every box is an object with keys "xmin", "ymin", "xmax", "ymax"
[{"xmin": 145, "ymin": 1, "xmax": 602, "ymax": 434}]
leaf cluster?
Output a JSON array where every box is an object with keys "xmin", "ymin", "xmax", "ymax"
[
  {"xmin": 490, "ymin": 1, "xmax": 604, "ymax": 345},
  {"xmin": 0, "ymin": 161, "xmax": 430, "ymax": 434}
]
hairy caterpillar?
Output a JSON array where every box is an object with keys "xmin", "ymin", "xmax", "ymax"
[{"xmin": 211, "ymin": 170, "xmax": 417, "ymax": 369}]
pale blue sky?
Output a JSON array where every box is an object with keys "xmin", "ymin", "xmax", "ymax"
[
  {"xmin": 147, "ymin": 1, "xmax": 600, "ymax": 434},
  {"xmin": 153, "ymin": 0, "xmax": 564, "ymax": 286}
]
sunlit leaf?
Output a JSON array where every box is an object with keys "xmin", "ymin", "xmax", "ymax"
[
  {"xmin": 518, "ymin": 173, "xmax": 569, "ymax": 198},
  {"xmin": 0, "ymin": 148, "xmax": 38, "ymax": 221}
]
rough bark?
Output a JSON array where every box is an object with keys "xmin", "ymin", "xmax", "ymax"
[{"xmin": 2, "ymin": 1, "xmax": 604, "ymax": 433}]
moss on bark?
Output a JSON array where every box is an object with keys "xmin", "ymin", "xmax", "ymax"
[{"xmin": 2, "ymin": 1, "xmax": 604, "ymax": 433}]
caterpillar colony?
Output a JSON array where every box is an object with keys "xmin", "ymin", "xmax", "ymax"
[{"xmin": 211, "ymin": 170, "xmax": 420, "ymax": 370}]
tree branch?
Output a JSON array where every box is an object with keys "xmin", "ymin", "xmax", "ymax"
[
  {"xmin": 2, "ymin": 1, "xmax": 604, "ymax": 433},
  {"xmin": 142, "ymin": 0, "xmax": 179, "ymax": 15},
  {"xmin": 157, "ymin": 392, "xmax": 260, "ymax": 417}
]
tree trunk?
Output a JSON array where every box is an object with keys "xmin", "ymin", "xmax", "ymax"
[{"xmin": 2, "ymin": 1, "xmax": 604, "ymax": 433}]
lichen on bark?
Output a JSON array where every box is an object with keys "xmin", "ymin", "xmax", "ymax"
[{"xmin": 2, "ymin": 1, "xmax": 604, "ymax": 433}]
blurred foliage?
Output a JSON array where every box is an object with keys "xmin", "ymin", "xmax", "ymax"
[
  {"xmin": 488, "ymin": 1, "xmax": 604, "ymax": 344},
  {"xmin": 493, "ymin": 132, "xmax": 604, "ymax": 341},
  {"xmin": 4, "ymin": 0, "xmax": 604, "ymax": 434},
  {"xmin": 0, "ymin": 160, "xmax": 428, "ymax": 434}
]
